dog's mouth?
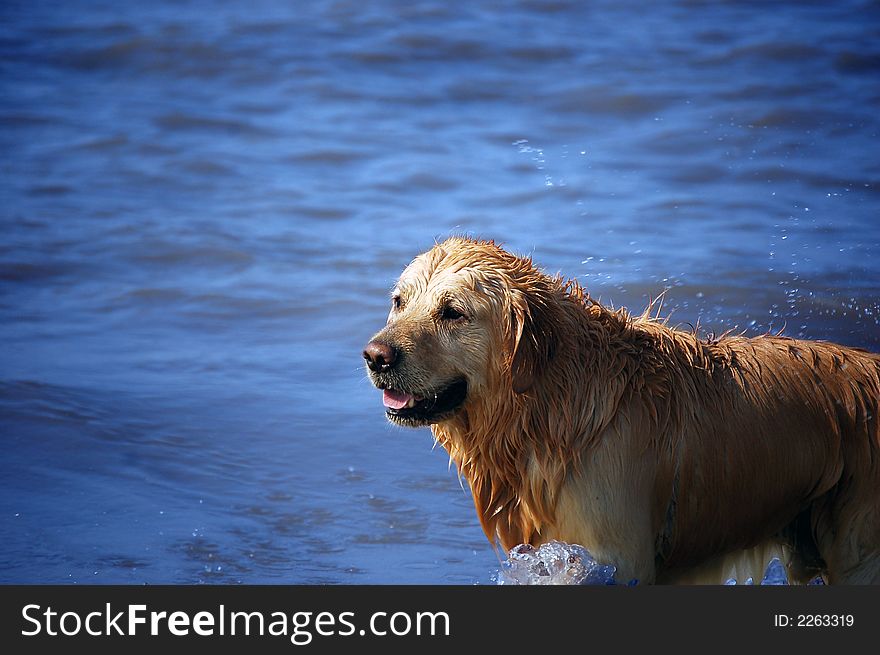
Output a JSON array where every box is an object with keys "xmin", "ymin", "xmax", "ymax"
[{"xmin": 380, "ymin": 378, "xmax": 468, "ymax": 426}]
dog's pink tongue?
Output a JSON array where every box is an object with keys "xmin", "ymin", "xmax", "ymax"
[{"xmin": 383, "ymin": 389, "xmax": 414, "ymax": 410}]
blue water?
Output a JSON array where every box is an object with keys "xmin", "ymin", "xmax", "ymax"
[{"xmin": 1, "ymin": 0, "xmax": 878, "ymax": 584}]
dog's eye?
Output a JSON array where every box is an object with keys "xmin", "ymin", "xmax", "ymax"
[
  {"xmin": 391, "ymin": 294, "xmax": 402, "ymax": 310},
  {"xmin": 441, "ymin": 305, "xmax": 466, "ymax": 321}
]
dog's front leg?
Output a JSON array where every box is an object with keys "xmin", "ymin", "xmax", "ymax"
[{"xmin": 550, "ymin": 470, "xmax": 658, "ymax": 585}]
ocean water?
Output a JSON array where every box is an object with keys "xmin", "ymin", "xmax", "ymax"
[{"xmin": 1, "ymin": 0, "xmax": 878, "ymax": 584}]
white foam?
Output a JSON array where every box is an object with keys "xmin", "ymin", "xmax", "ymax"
[{"xmin": 496, "ymin": 541, "xmax": 619, "ymax": 585}]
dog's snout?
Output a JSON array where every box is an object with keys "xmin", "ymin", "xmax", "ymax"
[{"xmin": 363, "ymin": 340, "xmax": 399, "ymax": 372}]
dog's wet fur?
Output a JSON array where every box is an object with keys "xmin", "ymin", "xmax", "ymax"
[{"xmin": 364, "ymin": 237, "xmax": 880, "ymax": 584}]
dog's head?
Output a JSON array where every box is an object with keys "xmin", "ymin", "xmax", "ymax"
[{"xmin": 363, "ymin": 237, "xmax": 559, "ymax": 427}]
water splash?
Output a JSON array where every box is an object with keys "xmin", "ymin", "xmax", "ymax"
[
  {"xmin": 496, "ymin": 543, "xmax": 825, "ymax": 585},
  {"xmin": 496, "ymin": 541, "xmax": 621, "ymax": 585},
  {"xmin": 512, "ymin": 139, "xmax": 565, "ymax": 188}
]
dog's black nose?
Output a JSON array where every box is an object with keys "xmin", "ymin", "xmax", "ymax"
[{"xmin": 363, "ymin": 341, "xmax": 399, "ymax": 372}]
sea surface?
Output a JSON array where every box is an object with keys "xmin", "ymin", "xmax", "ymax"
[{"xmin": 1, "ymin": 0, "xmax": 878, "ymax": 583}]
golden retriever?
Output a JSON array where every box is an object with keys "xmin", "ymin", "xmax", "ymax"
[{"xmin": 363, "ymin": 237, "xmax": 880, "ymax": 584}]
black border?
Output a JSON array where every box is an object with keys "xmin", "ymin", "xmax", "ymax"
[{"xmin": 2, "ymin": 584, "xmax": 876, "ymax": 652}]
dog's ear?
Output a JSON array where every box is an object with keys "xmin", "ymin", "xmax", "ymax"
[{"xmin": 510, "ymin": 290, "xmax": 557, "ymax": 394}]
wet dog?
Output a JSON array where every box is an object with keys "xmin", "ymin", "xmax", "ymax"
[{"xmin": 364, "ymin": 237, "xmax": 880, "ymax": 584}]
